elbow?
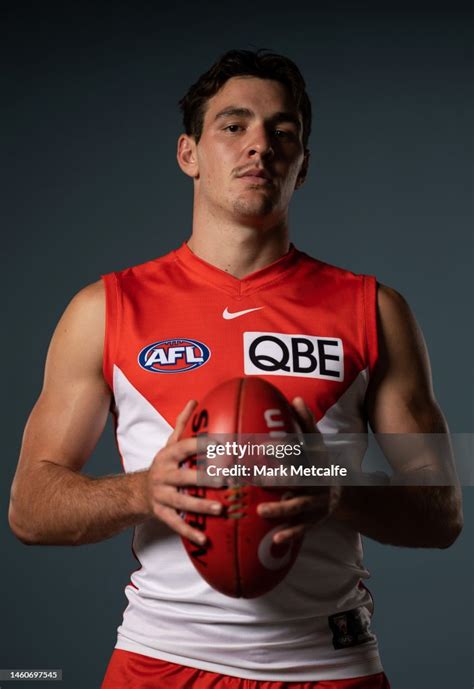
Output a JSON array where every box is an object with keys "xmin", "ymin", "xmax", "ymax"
[
  {"xmin": 8, "ymin": 480, "xmax": 37, "ymax": 544},
  {"xmin": 435, "ymin": 488, "xmax": 464, "ymax": 549},
  {"xmin": 8, "ymin": 500, "xmax": 84, "ymax": 547},
  {"xmin": 8, "ymin": 491, "xmax": 45, "ymax": 545},
  {"xmin": 438, "ymin": 514, "xmax": 464, "ymax": 549},
  {"xmin": 8, "ymin": 505, "xmax": 39, "ymax": 545}
]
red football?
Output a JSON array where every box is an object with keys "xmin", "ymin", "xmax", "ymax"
[{"xmin": 180, "ymin": 377, "xmax": 303, "ymax": 598}]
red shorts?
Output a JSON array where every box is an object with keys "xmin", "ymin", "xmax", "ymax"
[{"xmin": 101, "ymin": 649, "xmax": 391, "ymax": 688}]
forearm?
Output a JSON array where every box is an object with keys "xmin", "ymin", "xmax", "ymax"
[
  {"xmin": 9, "ymin": 462, "xmax": 152, "ymax": 546},
  {"xmin": 334, "ymin": 484, "xmax": 463, "ymax": 548}
]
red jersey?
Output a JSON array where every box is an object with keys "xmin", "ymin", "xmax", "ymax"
[{"xmin": 101, "ymin": 242, "xmax": 383, "ymax": 681}]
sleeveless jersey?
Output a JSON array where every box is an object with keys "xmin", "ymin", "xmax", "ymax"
[{"xmin": 101, "ymin": 242, "xmax": 383, "ymax": 681}]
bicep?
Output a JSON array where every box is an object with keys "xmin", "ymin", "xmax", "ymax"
[
  {"xmin": 366, "ymin": 283, "xmax": 445, "ymax": 434},
  {"xmin": 366, "ymin": 284, "xmax": 457, "ymax": 479},
  {"xmin": 16, "ymin": 281, "xmax": 111, "ymax": 476}
]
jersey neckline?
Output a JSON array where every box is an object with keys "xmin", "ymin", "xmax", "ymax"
[{"xmin": 173, "ymin": 241, "xmax": 303, "ymax": 297}]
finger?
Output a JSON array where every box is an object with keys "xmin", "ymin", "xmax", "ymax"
[
  {"xmin": 257, "ymin": 495, "xmax": 317, "ymax": 519},
  {"xmin": 154, "ymin": 504, "xmax": 207, "ymax": 546},
  {"xmin": 166, "ymin": 400, "xmax": 198, "ymax": 446},
  {"xmin": 273, "ymin": 524, "xmax": 306, "ymax": 544},
  {"xmin": 152, "ymin": 437, "xmax": 198, "ymax": 469},
  {"xmin": 292, "ymin": 397, "xmax": 317, "ymax": 434},
  {"xmin": 166, "ymin": 437, "xmax": 199, "ymax": 465},
  {"xmin": 163, "ymin": 487, "xmax": 223, "ymax": 516},
  {"xmin": 165, "ymin": 466, "xmax": 222, "ymax": 488},
  {"xmin": 160, "ymin": 466, "xmax": 197, "ymax": 486}
]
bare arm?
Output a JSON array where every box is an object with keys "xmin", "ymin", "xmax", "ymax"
[
  {"xmin": 8, "ymin": 281, "xmax": 148, "ymax": 545},
  {"xmin": 259, "ymin": 284, "xmax": 463, "ymax": 549},
  {"xmin": 9, "ymin": 281, "xmax": 219, "ymax": 546},
  {"xmin": 333, "ymin": 284, "xmax": 464, "ymax": 548}
]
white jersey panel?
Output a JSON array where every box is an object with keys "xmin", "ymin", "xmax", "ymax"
[{"xmin": 113, "ymin": 365, "xmax": 173, "ymax": 472}]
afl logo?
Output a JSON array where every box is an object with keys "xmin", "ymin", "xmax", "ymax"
[{"xmin": 138, "ymin": 338, "xmax": 211, "ymax": 374}]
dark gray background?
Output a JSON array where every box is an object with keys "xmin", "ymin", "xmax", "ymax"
[{"xmin": 2, "ymin": 2, "xmax": 472, "ymax": 688}]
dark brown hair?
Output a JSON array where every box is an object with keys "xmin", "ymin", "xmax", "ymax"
[{"xmin": 178, "ymin": 49, "xmax": 312, "ymax": 148}]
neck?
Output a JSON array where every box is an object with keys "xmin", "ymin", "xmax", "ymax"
[{"xmin": 187, "ymin": 207, "xmax": 291, "ymax": 279}]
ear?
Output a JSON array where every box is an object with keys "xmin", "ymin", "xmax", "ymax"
[
  {"xmin": 177, "ymin": 134, "xmax": 199, "ymax": 179},
  {"xmin": 295, "ymin": 149, "xmax": 310, "ymax": 190}
]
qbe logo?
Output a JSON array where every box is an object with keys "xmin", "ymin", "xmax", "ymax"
[
  {"xmin": 138, "ymin": 338, "xmax": 211, "ymax": 374},
  {"xmin": 243, "ymin": 332, "xmax": 344, "ymax": 380}
]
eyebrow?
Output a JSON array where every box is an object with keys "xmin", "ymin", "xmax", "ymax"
[{"xmin": 213, "ymin": 107, "xmax": 301, "ymax": 130}]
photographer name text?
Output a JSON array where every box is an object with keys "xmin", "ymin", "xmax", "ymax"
[{"xmin": 206, "ymin": 464, "xmax": 347, "ymax": 478}]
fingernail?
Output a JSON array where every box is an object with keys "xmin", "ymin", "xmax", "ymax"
[
  {"xmin": 211, "ymin": 503, "xmax": 222, "ymax": 514},
  {"xmin": 259, "ymin": 506, "xmax": 270, "ymax": 517},
  {"xmin": 197, "ymin": 534, "xmax": 206, "ymax": 544}
]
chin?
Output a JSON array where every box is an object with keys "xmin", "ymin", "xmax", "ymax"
[{"xmin": 232, "ymin": 195, "xmax": 277, "ymax": 218}]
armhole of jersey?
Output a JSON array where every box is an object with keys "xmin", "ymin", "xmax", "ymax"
[
  {"xmin": 363, "ymin": 275, "xmax": 378, "ymax": 375},
  {"xmin": 101, "ymin": 272, "xmax": 120, "ymax": 391}
]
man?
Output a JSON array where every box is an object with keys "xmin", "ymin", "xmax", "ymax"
[{"xmin": 9, "ymin": 50, "xmax": 463, "ymax": 689}]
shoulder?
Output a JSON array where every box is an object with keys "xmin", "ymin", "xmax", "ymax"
[
  {"xmin": 64, "ymin": 280, "xmax": 105, "ymax": 325},
  {"xmin": 375, "ymin": 282, "xmax": 424, "ymax": 347},
  {"xmin": 49, "ymin": 281, "xmax": 106, "ymax": 374},
  {"xmin": 296, "ymin": 251, "xmax": 371, "ymax": 294},
  {"xmin": 297, "ymin": 250, "xmax": 362, "ymax": 278},
  {"xmin": 71, "ymin": 279, "xmax": 105, "ymax": 303},
  {"xmin": 102, "ymin": 250, "xmax": 178, "ymax": 285},
  {"xmin": 376, "ymin": 282, "xmax": 412, "ymax": 317}
]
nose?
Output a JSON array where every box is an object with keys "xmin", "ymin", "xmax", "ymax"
[{"xmin": 246, "ymin": 126, "xmax": 274, "ymax": 160}]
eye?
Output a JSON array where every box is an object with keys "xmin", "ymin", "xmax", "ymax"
[
  {"xmin": 223, "ymin": 124, "xmax": 244, "ymax": 133},
  {"xmin": 274, "ymin": 129, "xmax": 294, "ymax": 139}
]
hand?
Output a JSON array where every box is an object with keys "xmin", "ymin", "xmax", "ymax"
[
  {"xmin": 257, "ymin": 397, "xmax": 341, "ymax": 544},
  {"xmin": 146, "ymin": 400, "xmax": 222, "ymax": 546}
]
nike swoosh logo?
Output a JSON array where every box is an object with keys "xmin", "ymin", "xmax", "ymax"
[{"xmin": 223, "ymin": 306, "xmax": 264, "ymax": 320}]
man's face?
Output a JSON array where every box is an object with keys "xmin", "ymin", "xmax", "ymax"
[{"xmin": 191, "ymin": 76, "xmax": 308, "ymax": 222}]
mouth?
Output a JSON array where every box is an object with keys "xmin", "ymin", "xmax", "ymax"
[
  {"xmin": 238, "ymin": 170, "xmax": 274, "ymax": 186},
  {"xmin": 239, "ymin": 176, "xmax": 273, "ymax": 186}
]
